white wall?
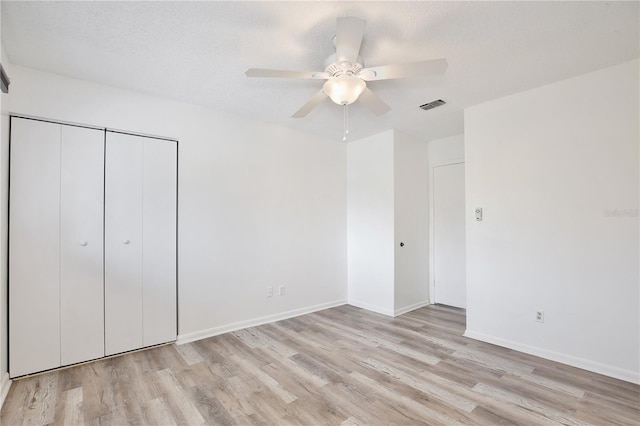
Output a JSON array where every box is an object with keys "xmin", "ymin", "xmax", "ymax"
[
  {"xmin": 4, "ymin": 65, "xmax": 348, "ymax": 350},
  {"xmin": 347, "ymin": 130, "xmax": 395, "ymax": 315},
  {"xmin": 394, "ymin": 130, "xmax": 429, "ymax": 314},
  {"xmin": 347, "ymin": 129, "xmax": 430, "ymax": 316},
  {"xmin": 427, "ymin": 134, "xmax": 464, "ymax": 302},
  {"xmin": 428, "ymin": 134, "xmax": 464, "ymax": 167},
  {"xmin": 465, "ymin": 59, "xmax": 639, "ymax": 383}
]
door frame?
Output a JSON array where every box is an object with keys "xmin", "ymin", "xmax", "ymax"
[{"xmin": 429, "ymin": 160, "xmax": 465, "ymax": 305}]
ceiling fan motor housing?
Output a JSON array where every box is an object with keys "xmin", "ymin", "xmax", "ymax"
[{"xmin": 323, "ymin": 53, "xmax": 364, "ymax": 77}]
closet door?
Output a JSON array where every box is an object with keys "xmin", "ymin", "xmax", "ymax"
[
  {"xmin": 9, "ymin": 118, "xmax": 61, "ymax": 377},
  {"xmin": 105, "ymin": 133, "xmax": 144, "ymax": 355},
  {"xmin": 60, "ymin": 126, "xmax": 105, "ymax": 365},
  {"xmin": 142, "ymin": 139, "xmax": 177, "ymax": 347},
  {"xmin": 105, "ymin": 132, "xmax": 177, "ymax": 355}
]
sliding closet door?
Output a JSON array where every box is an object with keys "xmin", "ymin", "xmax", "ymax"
[
  {"xmin": 142, "ymin": 139, "xmax": 177, "ymax": 347},
  {"xmin": 105, "ymin": 132, "xmax": 177, "ymax": 355},
  {"xmin": 60, "ymin": 126, "xmax": 105, "ymax": 365},
  {"xmin": 9, "ymin": 118, "xmax": 61, "ymax": 377},
  {"xmin": 105, "ymin": 133, "xmax": 144, "ymax": 355}
]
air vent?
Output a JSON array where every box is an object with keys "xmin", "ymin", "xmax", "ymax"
[{"xmin": 419, "ymin": 99, "xmax": 446, "ymax": 111}]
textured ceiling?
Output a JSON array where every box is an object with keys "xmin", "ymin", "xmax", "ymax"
[{"xmin": 2, "ymin": 1, "xmax": 639, "ymax": 142}]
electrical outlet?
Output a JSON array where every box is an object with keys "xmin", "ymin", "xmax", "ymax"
[
  {"xmin": 536, "ymin": 310, "xmax": 544, "ymax": 323},
  {"xmin": 278, "ymin": 285, "xmax": 285, "ymax": 296},
  {"xmin": 267, "ymin": 286, "xmax": 273, "ymax": 297}
]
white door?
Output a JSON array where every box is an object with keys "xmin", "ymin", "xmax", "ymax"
[
  {"xmin": 105, "ymin": 133, "xmax": 144, "ymax": 355},
  {"xmin": 9, "ymin": 118, "xmax": 62, "ymax": 377},
  {"xmin": 105, "ymin": 132, "xmax": 177, "ymax": 355},
  {"xmin": 433, "ymin": 162, "xmax": 466, "ymax": 308},
  {"xmin": 60, "ymin": 125, "xmax": 105, "ymax": 365},
  {"xmin": 142, "ymin": 139, "xmax": 177, "ymax": 347}
]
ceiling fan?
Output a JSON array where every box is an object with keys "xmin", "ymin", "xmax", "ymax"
[{"xmin": 245, "ymin": 16, "xmax": 448, "ymax": 119}]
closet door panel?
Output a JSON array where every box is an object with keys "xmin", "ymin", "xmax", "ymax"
[
  {"xmin": 60, "ymin": 126, "xmax": 105, "ymax": 365},
  {"xmin": 142, "ymin": 139, "xmax": 177, "ymax": 346},
  {"xmin": 9, "ymin": 118, "xmax": 61, "ymax": 377},
  {"xmin": 105, "ymin": 133, "xmax": 143, "ymax": 355}
]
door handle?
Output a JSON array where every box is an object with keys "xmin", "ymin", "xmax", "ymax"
[
  {"xmin": 123, "ymin": 239, "xmax": 131, "ymax": 245},
  {"xmin": 80, "ymin": 241, "xmax": 88, "ymax": 246}
]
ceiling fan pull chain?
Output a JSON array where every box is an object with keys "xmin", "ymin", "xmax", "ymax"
[
  {"xmin": 343, "ymin": 104, "xmax": 348, "ymax": 141},
  {"xmin": 346, "ymin": 104, "xmax": 350, "ymax": 136}
]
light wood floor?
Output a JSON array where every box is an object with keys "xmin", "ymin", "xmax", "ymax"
[{"xmin": 2, "ymin": 304, "xmax": 639, "ymax": 425}]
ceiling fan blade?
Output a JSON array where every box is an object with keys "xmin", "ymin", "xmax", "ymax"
[
  {"xmin": 292, "ymin": 90, "xmax": 328, "ymax": 118},
  {"xmin": 246, "ymin": 68, "xmax": 330, "ymax": 79},
  {"xmin": 358, "ymin": 58, "xmax": 448, "ymax": 81},
  {"xmin": 335, "ymin": 16, "xmax": 366, "ymax": 66},
  {"xmin": 358, "ymin": 88, "xmax": 391, "ymax": 116}
]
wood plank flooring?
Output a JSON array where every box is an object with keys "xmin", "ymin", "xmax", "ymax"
[{"xmin": 2, "ymin": 304, "xmax": 639, "ymax": 425}]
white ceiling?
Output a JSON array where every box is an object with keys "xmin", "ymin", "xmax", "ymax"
[{"xmin": 2, "ymin": 1, "xmax": 638, "ymax": 142}]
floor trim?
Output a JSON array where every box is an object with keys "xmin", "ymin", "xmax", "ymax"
[
  {"xmin": 176, "ymin": 299, "xmax": 347, "ymax": 345},
  {"xmin": 394, "ymin": 300, "xmax": 431, "ymax": 317},
  {"xmin": 0, "ymin": 371, "xmax": 11, "ymax": 410},
  {"xmin": 464, "ymin": 329, "xmax": 640, "ymax": 385},
  {"xmin": 347, "ymin": 299, "xmax": 395, "ymax": 317}
]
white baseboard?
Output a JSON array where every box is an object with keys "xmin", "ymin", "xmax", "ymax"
[
  {"xmin": 347, "ymin": 299, "xmax": 395, "ymax": 317},
  {"xmin": 394, "ymin": 300, "xmax": 431, "ymax": 317},
  {"xmin": 348, "ymin": 299, "xmax": 430, "ymax": 317},
  {"xmin": 464, "ymin": 329, "xmax": 640, "ymax": 385},
  {"xmin": 0, "ymin": 371, "xmax": 11, "ymax": 410},
  {"xmin": 176, "ymin": 299, "xmax": 347, "ymax": 345}
]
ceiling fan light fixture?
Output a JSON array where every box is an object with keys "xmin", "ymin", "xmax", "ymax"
[{"xmin": 323, "ymin": 75, "xmax": 366, "ymax": 105}]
